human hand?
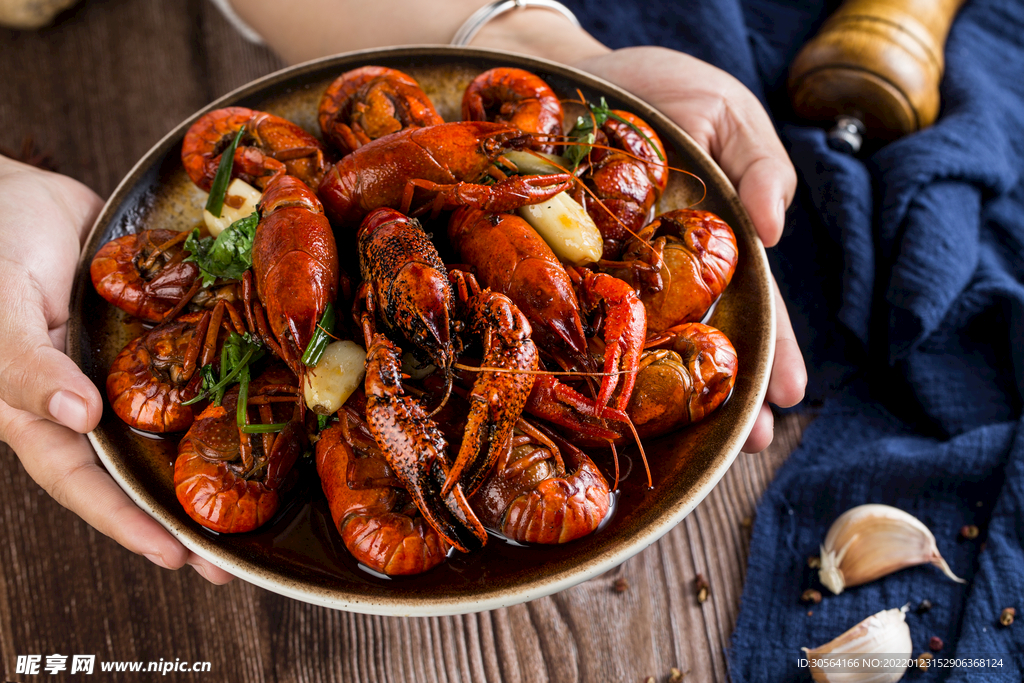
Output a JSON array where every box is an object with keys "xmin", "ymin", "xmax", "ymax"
[
  {"xmin": 0, "ymin": 155, "xmax": 234, "ymax": 583},
  {"xmin": 572, "ymin": 48, "xmax": 807, "ymax": 452}
]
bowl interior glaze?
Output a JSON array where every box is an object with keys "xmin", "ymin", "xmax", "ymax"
[{"xmin": 68, "ymin": 46, "xmax": 773, "ymax": 616}]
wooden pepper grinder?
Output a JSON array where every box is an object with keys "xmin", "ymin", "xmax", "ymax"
[{"xmin": 788, "ymin": 0, "xmax": 966, "ymax": 153}]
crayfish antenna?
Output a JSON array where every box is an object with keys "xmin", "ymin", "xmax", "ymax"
[
  {"xmin": 140, "ymin": 229, "xmax": 191, "ymax": 271},
  {"xmin": 620, "ymin": 412, "xmax": 651, "ymax": 489},
  {"xmin": 608, "ymin": 440, "xmax": 620, "ymax": 491},
  {"xmin": 425, "ymin": 371, "xmax": 453, "ymax": 419}
]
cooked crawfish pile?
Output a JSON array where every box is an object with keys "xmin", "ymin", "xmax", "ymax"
[{"xmin": 91, "ymin": 66, "xmax": 740, "ymax": 576}]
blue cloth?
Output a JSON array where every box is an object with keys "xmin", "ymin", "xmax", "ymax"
[{"xmin": 569, "ymin": 0, "xmax": 1024, "ymax": 679}]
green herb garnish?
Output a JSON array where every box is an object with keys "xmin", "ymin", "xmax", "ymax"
[
  {"xmin": 236, "ymin": 363, "xmax": 250, "ymax": 428},
  {"xmin": 240, "ymin": 422, "xmax": 289, "ymax": 434},
  {"xmin": 205, "ymin": 126, "xmax": 246, "ymax": 218},
  {"xmin": 564, "ymin": 97, "xmax": 666, "ymax": 169},
  {"xmin": 301, "ymin": 303, "xmax": 336, "ymax": 368},
  {"xmin": 181, "ymin": 332, "xmax": 264, "ymax": 406},
  {"xmin": 184, "ymin": 210, "xmax": 259, "ymax": 287},
  {"xmin": 317, "ymin": 414, "xmax": 330, "ymax": 431}
]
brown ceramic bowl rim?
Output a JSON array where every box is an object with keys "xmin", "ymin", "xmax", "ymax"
[{"xmin": 69, "ymin": 45, "xmax": 774, "ymax": 616}]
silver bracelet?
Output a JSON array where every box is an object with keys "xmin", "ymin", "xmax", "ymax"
[
  {"xmin": 207, "ymin": 0, "xmax": 266, "ymax": 45},
  {"xmin": 451, "ymin": 0, "xmax": 581, "ymax": 47}
]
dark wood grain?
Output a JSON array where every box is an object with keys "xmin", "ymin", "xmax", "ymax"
[{"xmin": 0, "ymin": 2, "xmax": 814, "ymax": 681}]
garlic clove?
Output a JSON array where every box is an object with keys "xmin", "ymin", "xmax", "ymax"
[
  {"xmin": 517, "ymin": 191, "xmax": 603, "ymax": 266},
  {"xmin": 203, "ymin": 178, "xmax": 262, "ymax": 236},
  {"xmin": 802, "ymin": 606, "xmax": 912, "ymax": 683},
  {"xmin": 302, "ymin": 340, "xmax": 366, "ymax": 415},
  {"xmin": 819, "ymin": 504, "xmax": 965, "ymax": 595}
]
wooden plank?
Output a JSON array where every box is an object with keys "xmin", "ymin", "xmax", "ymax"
[{"xmin": 0, "ymin": 1, "xmax": 816, "ymax": 680}]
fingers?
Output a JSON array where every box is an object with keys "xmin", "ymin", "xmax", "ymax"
[
  {"xmin": 0, "ymin": 163, "xmax": 106, "ymax": 432},
  {"xmin": 736, "ymin": 154, "xmax": 795, "ymax": 248},
  {"xmin": 188, "ymin": 554, "xmax": 236, "ymax": 585},
  {"xmin": 715, "ymin": 91, "xmax": 797, "ymax": 248},
  {"xmin": 0, "ymin": 160, "xmax": 233, "ymax": 586},
  {"xmin": 766, "ymin": 278, "xmax": 807, "ymax": 408},
  {"xmin": 742, "ymin": 402, "xmax": 774, "ymax": 453},
  {"xmin": 742, "ymin": 280, "xmax": 807, "ymax": 453}
]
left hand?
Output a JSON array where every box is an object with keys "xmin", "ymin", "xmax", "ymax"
[{"xmin": 0, "ymin": 156, "xmax": 235, "ymax": 584}]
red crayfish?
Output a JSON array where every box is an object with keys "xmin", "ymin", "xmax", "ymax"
[
  {"xmin": 317, "ymin": 402, "xmax": 452, "ymax": 575},
  {"xmin": 182, "ymin": 106, "xmax": 330, "ymax": 191},
  {"xmin": 317, "ymin": 121, "xmax": 573, "ymax": 228},
  {"xmin": 318, "ymin": 66, "xmax": 444, "ymax": 156},
  {"xmin": 174, "ymin": 366, "xmax": 306, "ymax": 533}
]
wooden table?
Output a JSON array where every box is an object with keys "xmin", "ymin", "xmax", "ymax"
[{"xmin": 0, "ymin": 2, "xmax": 811, "ymax": 680}]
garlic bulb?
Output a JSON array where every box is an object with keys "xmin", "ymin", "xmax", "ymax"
[
  {"xmin": 819, "ymin": 504, "xmax": 965, "ymax": 595},
  {"xmin": 802, "ymin": 607, "xmax": 912, "ymax": 683}
]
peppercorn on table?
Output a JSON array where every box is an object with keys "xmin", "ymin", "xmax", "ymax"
[{"xmin": 0, "ymin": 2, "xmax": 811, "ymax": 680}]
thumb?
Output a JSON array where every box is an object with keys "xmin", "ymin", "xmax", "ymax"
[
  {"xmin": 0, "ymin": 284, "xmax": 103, "ymax": 433},
  {"xmin": 0, "ymin": 338, "xmax": 103, "ymax": 433},
  {"xmin": 0, "ymin": 160, "xmax": 106, "ymax": 432}
]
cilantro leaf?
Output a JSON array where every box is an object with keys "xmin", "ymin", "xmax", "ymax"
[
  {"xmin": 184, "ymin": 211, "xmax": 259, "ymax": 287},
  {"xmin": 565, "ymin": 97, "xmax": 610, "ymax": 170},
  {"xmin": 564, "ymin": 97, "xmax": 666, "ymax": 168}
]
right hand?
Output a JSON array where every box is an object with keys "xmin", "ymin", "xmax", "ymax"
[
  {"xmin": 571, "ymin": 48, "xmax": 807, "ymax": 452},
  {"xmin": 0, "ymin": 155, "xmax": 234, "ymax": 584}
]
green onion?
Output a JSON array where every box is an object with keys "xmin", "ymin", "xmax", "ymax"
[
  {"xmin": 205, "ymin": 125, "xmax": 246, "ymax": 218},
  {"xmin": 216, "ymin": 341, "xmax": 231, "ymax": 404},
  {"xmin": 317, "ymin": 413, "xmax": 331, "ymax": 431},
  {"xmin": 180, "ymin": 341, "xmax": 262, "ymax": 406},
  {"xmin": 236, "ymin": 365, "xmax": 250, "ymax": 428},
  {"xmin": 301, "ymin": 303, "xmax": 336, "ymax": 368},
  {"xmin": 240, "ymin": 422, "xmax": 289, "ymax": 434}
]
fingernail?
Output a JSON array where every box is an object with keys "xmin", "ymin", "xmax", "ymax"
[
  {"xmin": 191, "ymin": 564, "xmax": 210, "ymax": 581},
  {"xmin": 144, "ymin": 552, "xmax": 171, "ymax": 570},
  {"xmin": 48, "ymin": 391, "xmax": 90, "ymax": 432}
]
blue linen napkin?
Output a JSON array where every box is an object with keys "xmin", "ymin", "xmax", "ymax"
[{"xmin": 569, "ymin": 0, "xmax": 1024, "ymax": 679}]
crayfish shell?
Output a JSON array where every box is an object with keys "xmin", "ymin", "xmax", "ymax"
[{"xmin": 626, "ymin": 323, "xmax": 738, "ymax": 439}]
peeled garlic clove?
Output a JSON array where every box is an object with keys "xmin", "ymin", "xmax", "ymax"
[
  {"xmin": 203, "ymin": 178, "xmax": 262, "ymax": 236},
  {"xmin": 501, "ymin": 150, "xmax": 566, "ymax": 175},
  {"xmin": 517, "ymin": 191, "xmax": 603, "ymax": 266},
  {"xmin": 802, "ymin": 607, "xmax": 912, "ymax": 683},
  {"xmin": 302, "ymin": 340, "xmax": 367, "ymax": 415},
  {"xmin": 819, "ymin": 504, "xmax": 965, "ymax": 595}
]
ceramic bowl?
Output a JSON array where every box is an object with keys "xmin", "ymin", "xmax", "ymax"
[{"xmin": 68, "ymin": 46, "xmax": 774, "ymax": 616}]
